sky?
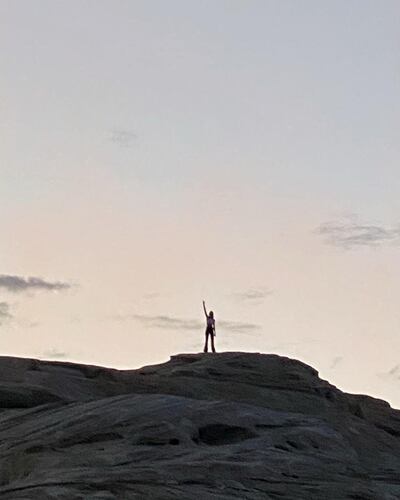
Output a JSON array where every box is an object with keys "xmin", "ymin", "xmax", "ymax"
[{"xmin": 1, "ymin": 0, "xmax": 400, "ymax": 408}]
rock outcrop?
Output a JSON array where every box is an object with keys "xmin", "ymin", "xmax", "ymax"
[{"xmin": 0, "ymin": 352, "xmax": 399, "ymax": 499}]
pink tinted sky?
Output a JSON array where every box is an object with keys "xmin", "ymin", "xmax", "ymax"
[{"xmin": 1, "ymin": 1, "xmax": 400, "ymax": 407}]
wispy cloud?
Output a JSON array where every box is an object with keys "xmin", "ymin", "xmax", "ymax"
[
  {"xmin": 108, "ymin": 129, "xmax": 137, "ymax": 148},
  {"xmin": 0, "ymin": 302, "xmax": 12, "ymax": 323},
  {"xmin": 116, "ymin": 313, "xmax": 261, "ymax": 335},
  {"xmin": 42, "ymin": 348, "xmax": 69, "ymax": 360},
  {"xmin": 0, "ymin": 275, "xmax": 72, "ymax": 293},
  {"xmin": 330, "ymin": 356, "xmax": 343, "ymax": 369},
  {"xmin": 377, "ymin": 364, "xmax": 400, "ymax": 381},
  {"xmin": 121, "ymin": 314, "xmax": 202, "ymax": 331},
  {"xmin": 232, "ymin": 288, "xmax": 273, "ymax": 303},
  {"xmin": 218, "ymin": 320, "xmax": 261, "ymax": 334},
  {"xmin": 143, "ymin": 292, "xmax": 163, "ymax": 301},
  {"xmin": 27, "ymin": 321, "xmax": 40, "ymax": 328},
  {"xmin": 315, "ymin": 217, "xmax": 400, "ymax": 249}
]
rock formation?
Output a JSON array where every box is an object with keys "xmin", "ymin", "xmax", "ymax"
[{"xmin": 0, "ymin": 352, "xmax": 399, "ymax": 499}]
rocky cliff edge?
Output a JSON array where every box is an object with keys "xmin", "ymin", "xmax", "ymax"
[{"xmin": 0, "ymin": 352, "xmax": 399, "ymax": 499}]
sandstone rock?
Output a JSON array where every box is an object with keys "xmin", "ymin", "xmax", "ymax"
[{"xmin": 0, "ymin": 352, "xmax": 398, "ymax": 499}]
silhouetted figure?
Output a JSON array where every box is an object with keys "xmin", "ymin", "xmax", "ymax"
[{"xmin": 203, "ymin": 300, "xmax": 216, "ymax": 353}]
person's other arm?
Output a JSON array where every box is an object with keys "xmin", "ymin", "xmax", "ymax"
[{"xmin": 203, "ymin": 300, "xmax": 208, "ymax": 318}]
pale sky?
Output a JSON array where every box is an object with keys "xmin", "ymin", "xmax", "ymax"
[{"xmin": 1, "ymin": 1, "xmax": 400, "ymax": 408}]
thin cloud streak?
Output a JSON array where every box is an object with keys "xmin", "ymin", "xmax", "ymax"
[
  {"xmin": 143, "ymin": 292, "xmax": 163, "ymax": 301},
  {"xmin": 117, "ymin": 314, "xmax": 261, "ymax": 335},
  {"xmin": 0, "ymin": 275, "xmax": 72, "ymax": 293},
  {"xmin": 108, "ymin": 129, "xmax": 137, "ymax": 148},
  {"xmin": 42, "ymin": 349, "xmax": 69, "ymax": 360},
  {"xmin": 0, "ymin": 302, "xmax": 12, "ymax": 323},
  {"xmin": 316, "ymin": 219, "xmax": 400, "ymax": 249},
  {"xmin": 218, "ymin": 320, "xmax": 261, "ymax": 333},
  {"xmin": 130, "ymin": 314, "xmax": 202, "ymax": 331},
  {"xmin": 377, "ymin": 364, "xmax": 400, "ymax": 381},
  {"xmin": 330, "ymin": 356, "xmax": 343, "ymax": 369},
  {"xmin": 232, "ymin": 288, "xmax": 273, "ymax": 302}
]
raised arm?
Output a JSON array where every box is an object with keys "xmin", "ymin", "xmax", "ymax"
[{"xmin": 202, "ymin": 300, "xmax": 208, "ymax": 318}]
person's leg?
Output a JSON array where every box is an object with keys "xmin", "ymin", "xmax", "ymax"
[
  {"xmin": 211, "ymin": 332, "xmax": 216, "ymax": 353},
  {"xmin": 203, "ymin": 330, "xmax": 208, "ymax": 352}
]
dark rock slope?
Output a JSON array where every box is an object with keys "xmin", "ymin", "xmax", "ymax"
[{"xmin": 0, "ymin": 352, "xmax": 399, "ymax": 499}]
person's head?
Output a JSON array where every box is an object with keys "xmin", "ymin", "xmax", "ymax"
[{"xmin": 209, "ymin": 311, "xmax": 214, "ymax": 318}]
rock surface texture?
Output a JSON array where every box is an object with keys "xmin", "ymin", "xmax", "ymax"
[{"xmin": 0, "ymin": 352, "xmax": 399, "ymax": 499}]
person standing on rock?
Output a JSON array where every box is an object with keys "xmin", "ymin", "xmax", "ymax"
[{"xmin": 203, "ymin": 300, "xmax": 216, "ymax": 353}]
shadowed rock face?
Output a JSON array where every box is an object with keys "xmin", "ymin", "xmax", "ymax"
[{"xmin": 0, "ymin": 352, "xmax": 399, "ymax": 499}]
